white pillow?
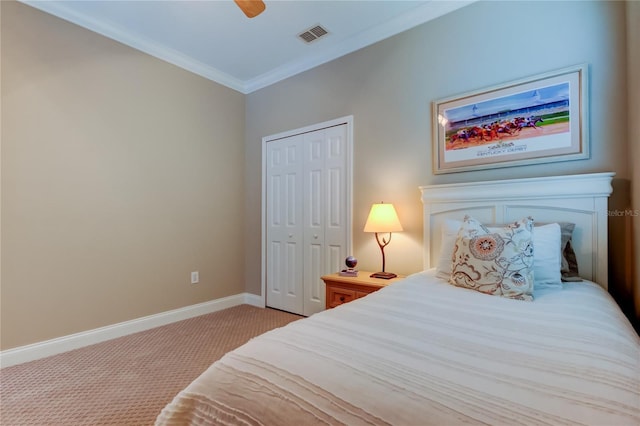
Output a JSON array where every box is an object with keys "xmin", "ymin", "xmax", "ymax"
[
  {"xmin": 435, "ymin": 219, "xmax": 462, "ymax": 280},
  {"xmin": 530, "ymin": 223, "xmax": 562, "ymax": 289},
  {"xmin": 436, "ymin": 220, "xmax": 562, "ymax": 289}
]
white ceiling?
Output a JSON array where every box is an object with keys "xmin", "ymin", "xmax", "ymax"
[{"xmin": 21, "ymin": 0, "xmax": 474, "ymax": 94}]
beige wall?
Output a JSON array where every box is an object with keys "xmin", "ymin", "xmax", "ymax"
[
  {"xmin": 2, "ymin": 0, "xmax": 637, "ymax": 351},
  {"xmin": 628, "ymin": 0, "xmax": 640, "ymax": 325},
  {"xmin": 245, "ymin": 1, "xmax": 634, "ymax": 320},
  {"xmin": 1, "ymin": 1, "xmax": 246, "ymax": 350}
]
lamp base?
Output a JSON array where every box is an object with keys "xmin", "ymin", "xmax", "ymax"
[{"xmin": 370, "ymin": 272, "xmax": 397, "ymax": 279}]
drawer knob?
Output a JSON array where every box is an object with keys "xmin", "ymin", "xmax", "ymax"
[
  {"xmin": 339, "ymin": 296, "xmax": 345, "ymax": 302},
  {"xmin": 314, "ymin": 234, "xmax": 318, "ymax": 239}
]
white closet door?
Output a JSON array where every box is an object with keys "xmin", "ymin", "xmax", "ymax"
[
  {"xmin": 302, "ymin": 130, "xmax": 326, "ymax": 316},
  {"xmin": 302, "ymin": 125, "xmax": 348, "ymax": 316},
  {"xmin": 322, "ymin": 125, "xmax": 349, "ymax": 283},
  {"xmin": 265, "ymin": 135, "xmax": 304, "ymax": 314},
  {"xmin": 265, "ymin": 121, "xmax": 350, "ymax": 317}
]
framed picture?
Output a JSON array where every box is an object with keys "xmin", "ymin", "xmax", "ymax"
[{"xmin": 432, "ymin": 64, "xmax": 589, "ymax": 174}]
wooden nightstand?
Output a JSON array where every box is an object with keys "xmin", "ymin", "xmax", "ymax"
[{"xmin": 321, "ymin": 271, "xmax": 405, "ymax": 309}]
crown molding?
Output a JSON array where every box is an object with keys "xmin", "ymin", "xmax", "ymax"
[
  {"xmin": 244, "ymin": 1, "xmax": 476, "ymax": 93},
  {"xmin": 20, "ymin": 0, "xmax": 246, "ymax": 93},
  {"xmin": 20, "ymin": 0, "xmax": 475, "ymax": 95}
]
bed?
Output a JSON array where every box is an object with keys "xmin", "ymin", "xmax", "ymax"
[{"xmin": 156, "ymin": 172, "xmax": 640, "ymax": 426}]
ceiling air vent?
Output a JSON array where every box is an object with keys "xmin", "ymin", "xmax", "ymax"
[{"xmin": 298, "ymin": 25, "xmax": 329, "ymax": 44}]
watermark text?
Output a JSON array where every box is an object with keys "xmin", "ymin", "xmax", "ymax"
[{"xmin": 607, "ymin": 209, "xmax": 640, "ymax": 217}]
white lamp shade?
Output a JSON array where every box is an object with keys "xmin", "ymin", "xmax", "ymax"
[{"xmin": 363, "ymin": 203, "xmax": 403, "ymax": 233}]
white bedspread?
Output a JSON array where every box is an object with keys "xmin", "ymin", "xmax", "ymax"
[{"xmin": 157, "ymin": 270, "xmax": 640, "ymax": 425}]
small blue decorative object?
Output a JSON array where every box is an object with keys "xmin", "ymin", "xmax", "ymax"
[{"xmin": 345, "ymin": 256, "xmax": 357, "ymax": 268}]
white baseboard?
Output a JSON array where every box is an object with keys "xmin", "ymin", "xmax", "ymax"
[
  {"xmin": 244, "ymin": 292, "xmax": 265, "ymax": 308},
  {"xmin": 1, "ymin": 292, "xmax": 264, "ymax": 368}
]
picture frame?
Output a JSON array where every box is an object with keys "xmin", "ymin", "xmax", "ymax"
[{"xmin": 432, "ymin": 64, "xmax": 589, "ymax": 174}]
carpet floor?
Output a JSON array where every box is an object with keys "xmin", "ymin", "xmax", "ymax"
[{"xmin": 0, "ymin": 305, "xmax": 302, "ymax": 425}]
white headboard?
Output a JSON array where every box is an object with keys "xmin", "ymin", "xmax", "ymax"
[{"xmin": 419, "ymin": 173, "xmax": 614, "ymax": 289}]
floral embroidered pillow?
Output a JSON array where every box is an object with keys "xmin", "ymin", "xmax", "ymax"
[{"xmin": 449, "ymin": 215, "xmax": 534, "ymax": 301}]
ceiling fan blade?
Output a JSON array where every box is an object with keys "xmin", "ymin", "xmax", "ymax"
[{"xmin": 234, "ymin": 0, "xmax": 266, "ymax": 18}]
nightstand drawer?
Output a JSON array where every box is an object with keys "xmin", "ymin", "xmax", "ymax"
[
  {"xmin": 327, "ymin": 287, "xmax": 356, "ymax": 308},
  {"xmin": 322, "ymin": 271, "xmax": 406, "ymax": 309}
]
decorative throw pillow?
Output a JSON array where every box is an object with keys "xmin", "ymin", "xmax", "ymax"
[
  {"xmin": 438, "ymin": 219, "xmax": 562, "ymax": 289},
  {"xmin": 449, "ymin": 215, "xmax": 534, "ymax": 301}
]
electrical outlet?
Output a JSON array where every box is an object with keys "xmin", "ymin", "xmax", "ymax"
[{"xmin": 191, "ymin": 271, "xmax": 199, "ymax": 284}]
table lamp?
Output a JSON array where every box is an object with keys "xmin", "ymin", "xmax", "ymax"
[{"xmin": 363, "ymin": 202, "xmax": 403, "ymax": 279}]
